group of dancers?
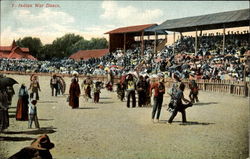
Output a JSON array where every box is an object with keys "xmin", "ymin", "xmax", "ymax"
[
  {"xmin": 68, "ymin": 74, "xmax": 104, "ymax": 109},
  {"xmin": 115, "ymin": 72, "xmax": 199, "ymax": 123},
  {"xmin": 68, "ymin": 71, "xmax": 200, "ymax": 124},
  {"xmin": 1, "ymin": 72, "xmax": 200, "ymax": 133}
]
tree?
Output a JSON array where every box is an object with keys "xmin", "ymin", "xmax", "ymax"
[
  {"xmin": 69, "ymin": 39, "xmax": 89, "ymax": 54},
  {"xmin": 39, "ymin": 44, "xmax": 55, "ymax": 60},
  {"xmin": 16, "ymin": 34, "xmax": 109, "ymax": 60},
  {"xmin": 68, "ymin": 37, "xmax": 108, "ymax": 56},
  {"xmin": 16, "ymin": 37, "xmax": 43, "ymax": 58},
  {"xmin": 52, "ymin": 33, "xmax": 83, "ymax": 58},
  {"xmin": 88, "ymin": 38, "xmax": 108, "ymax": 49}
]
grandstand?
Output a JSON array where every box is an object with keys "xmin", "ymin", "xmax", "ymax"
[
  {"xmin": 72, "ymin": 9, "xmax": 249, "ymax": 62},
  {"xmin": 152, "ymin": 8, "xmax": 249, "ymax": 54},
  {"xmin": 105, "ymin": 24, "xmax": 167, "ymax": 55}
]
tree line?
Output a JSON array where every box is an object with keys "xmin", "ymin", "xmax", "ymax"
[{"xmin": 16, "ymin": 33, "xmax": 108, "ymax": 60}]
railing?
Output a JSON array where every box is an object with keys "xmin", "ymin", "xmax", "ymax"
[
  {"xmin": 1, "ymin": 71, "xmax": 249, "ymax": 97},
  {"xmin": 0, "ymin": 70, "xmax": 107, "ymax": 82},
  {"xmin": 164, "ymin": 78, "xmax": 249, "ymax": 97},
  {"xmin": 156, "ymin": 38, "xmax": 168, "ymax": 53}
]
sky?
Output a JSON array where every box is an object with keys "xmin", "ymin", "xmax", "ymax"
[{"xmin": 0, "ymin": 1, "xmax": 249, "ymax": 45}]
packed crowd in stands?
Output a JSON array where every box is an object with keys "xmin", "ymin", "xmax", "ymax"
[
  {"xmin": 170, "ymin": 31, "xmax": 249, "ymax": 56},
  {"xmin": 0, "ymin": 32, "xmax": 249, "ymax": 81}
]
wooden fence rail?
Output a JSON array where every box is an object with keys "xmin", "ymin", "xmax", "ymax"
[
  {"xmin": 1, "ymin": 71, "xmax": 249, "ymax": 97},
  {"xmin": 164, "ymin": 78, "xmax": 249, "ymax": 97}
]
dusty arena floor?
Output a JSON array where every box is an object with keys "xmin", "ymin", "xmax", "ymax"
[{"xmin": 0, "ymin": 75, "xmax": 249, "ymax": 159}]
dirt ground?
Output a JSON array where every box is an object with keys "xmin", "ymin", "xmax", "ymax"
[{"xmin": 0, "ymin": 74, "xmax": 249, "ymax": 159}]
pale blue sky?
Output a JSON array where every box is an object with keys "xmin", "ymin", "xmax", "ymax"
[{"xmin": 1, "ymin": 1, "xmax": 249, "ymax": 45}]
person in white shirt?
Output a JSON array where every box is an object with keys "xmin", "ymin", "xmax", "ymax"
[{"xmin": 28, "ymin": 100, "xmax": 40, "ymax": 129}]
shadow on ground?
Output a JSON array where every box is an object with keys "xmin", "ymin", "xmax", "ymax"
[
  {"xmin": 77, "ymin": 107, "xmax": 98, "ymax": 109},
  {"xmin": 39, "ymin": 119, "xmax": 54, "ymax": 121},
  {"xmin": 159, "ymin": 120, "xmax": 215, "ymax": 125},
  {"xmin": 2, "ymin": 127, "xmax": 57, "ymax": 135},
  {"xmin": 179, "ymin": 121, "xmax": 215, "ymax": 125},
  {"xmin": 0, "ymin": 136, "xmax": 35, "ymax": 142},
  {"xmin": 100, "ymin": 97, "xmax": 112, "ymax": 99},
  {"xmin": 38, "ymin": 101, "xmax": 58, "ymax": 103},
  {"xmin": 100, "ymin": 102, "xmax": 114, "ymax": 104},
  {"xmin": 8, "ymin": 114, "xmax": 16, "ymax": 118},
  {"xmin": 8, "ymin": 111, "xmax": 16, "ymax": 114},
  {"xmin": 8, "ymin": 107, "xmax": 16, "ymax": 109},
  {"xmin": 194, "ymin": 102, "xmax": 218, "ymax": 106}
]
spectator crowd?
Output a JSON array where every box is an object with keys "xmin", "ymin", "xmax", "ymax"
[{"xmin": 0, "ymin": 32, "xmax": 249, "ymax": 82}]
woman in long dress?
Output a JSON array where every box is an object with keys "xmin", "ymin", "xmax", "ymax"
[
  {"xmin": 16, "ymin": 84, "xmax": 29, "ymax": 121},
  {"xmin": 69, "ymin": 78, "xmax": 80, "ymax": 109}
]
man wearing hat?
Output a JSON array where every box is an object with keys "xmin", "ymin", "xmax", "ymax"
[{"xmin": 8, "ymin": 134, "xmax": 54, "ymax": 159}]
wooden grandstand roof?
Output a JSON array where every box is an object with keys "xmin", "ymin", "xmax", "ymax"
[
  {"xmin": 105, "ymin": 24, "xmax": 157, "ymax": 34},
  {"xmin": 69, "ymin": 49, "xmax": 109, "ymax": 60},
  {"xmin": 155, "ymin": 9, "xmax": 250, "ymax": 32}
]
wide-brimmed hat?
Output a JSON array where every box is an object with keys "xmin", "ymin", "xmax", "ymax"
[{"xmin": 31, "ymin": 134, "xmax": 55, "ymax": 150}]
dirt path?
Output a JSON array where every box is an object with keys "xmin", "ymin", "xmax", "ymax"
[{"xmin": 0, "ymin": 75, "xmax": 249, "ymax": 159}]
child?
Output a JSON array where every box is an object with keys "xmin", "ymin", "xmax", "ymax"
[
  {"xmin": 81, "ymin": 80, "xmax": 89, "ymax": 102},
  {"xmin": 28, "ymin": 100, "xmax": 40, "ymax": 129},
  {"xmin": 93, "ymin": 81, "xmax": 102, "ymax": 103}
]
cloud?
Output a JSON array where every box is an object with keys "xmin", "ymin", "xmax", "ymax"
[
  {"xmin": 1, "ymin": 26, "xmax": 19, "ymax": 41},
  {"xmin": 100, "ymin": 1, "xmax": 163, "ymax": 26},
  {"xmin": 84, "ymin": 24, "xmax": 116, "ymax": 35},
  {"xmin": 1, "ymin": 8, "xmax": 105, "ymax": 45},
  {"xmin": 14, "ymin": 8, "xmax": 74, "ymax": 28}
]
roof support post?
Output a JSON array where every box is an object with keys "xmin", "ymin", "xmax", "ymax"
[
  {"xmin": 195, "ymin": 28, "xmax": 198, "ymax": 55},
  {"xmin": 154, "ymin": 31, "xmax": 158, "ymax": 54},
  {"xmin": 222, "ymin": 24, "xmax": 226, "ymax": 55},
  {"xmin": 141, "ymin": 31, "xmax": 144, "ymax": 56},
  {"xmin": 173, "ymin": 31, "xmax": 175, "ymax": 54},
  {"xmin": 108, "ymin": 35, "xmax": 111, "ymax": 53},
  {"xmin": 123, "ymin": 33, "xmax": 126, "ymax": 54}
]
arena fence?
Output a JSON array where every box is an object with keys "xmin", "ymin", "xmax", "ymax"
[
  {"xmin": 1, "ymin": 71, "xmax": 249, "ymax": 97},
  {"xmin": 163, "ymin": 78, "xmax": 249, "ymax": 97}
]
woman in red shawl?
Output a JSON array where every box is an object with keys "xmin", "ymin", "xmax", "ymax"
[
  {"xmin": 16, "ymin": 84, "xmax": 29, "ymax": 121},
  {"xmin": 69, "ymin": 78, "xmax": 80, "ymax": 109}
]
